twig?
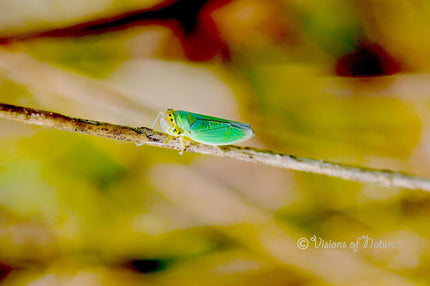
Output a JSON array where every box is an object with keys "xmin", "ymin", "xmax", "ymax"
[{"xmin": 1, "ymin": 103, "xmax": 429, "ymax": 191}]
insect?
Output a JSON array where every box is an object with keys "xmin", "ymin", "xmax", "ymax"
[{"xmin": 152, "ymin": 108, "xmax": 254, "ymax": 153}]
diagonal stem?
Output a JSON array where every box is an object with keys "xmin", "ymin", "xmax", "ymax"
[{"xmin": 1, "ymin": 103, "xmax": 430, "ymax": 191}]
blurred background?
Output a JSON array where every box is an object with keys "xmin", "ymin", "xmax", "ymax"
[{"xmin": 1, "ymin": 0, "xmax": 430, "ymax": 285}]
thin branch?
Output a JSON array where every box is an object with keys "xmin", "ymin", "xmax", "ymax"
[{"xmin": 1, "ymin": 103, "xmax": 430, "ymax": 191}]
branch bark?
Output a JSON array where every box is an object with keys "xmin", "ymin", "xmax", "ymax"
[{"xmin": 1, "ymin": 103, "xmax": 429, "ymax": 191}]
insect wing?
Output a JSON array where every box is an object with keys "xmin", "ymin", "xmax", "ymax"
[
  {"xmin": 188, "ymin": 117, "xmax": 253, "ymax": 145},
  {"xmin": 171, "ymin": 110, "xmax": 254, "ymax": 145}
]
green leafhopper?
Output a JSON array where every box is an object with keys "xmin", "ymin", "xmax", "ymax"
[{"xmin": 152, "ymin": 109, "xmax": 254, "ymax": 151}]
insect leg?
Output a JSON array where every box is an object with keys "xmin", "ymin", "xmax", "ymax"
[
  {"xmin": 151, "ymin": 111, "xmax": 165, "ymax": 129},
  {"xmin": 164, "ymin": 135, "xmax": 173, "ymax": 144},
  {"xmin": 213, "ymin": 145, "xmax": 224, "ymax": 153},
  {"xmin": 178, "ymin": 136, "xmax": 186, "ymax": 155}
]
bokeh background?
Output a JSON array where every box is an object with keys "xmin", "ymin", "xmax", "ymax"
[{"xmin": 1, "ymin": 0, "xmax": 430, "ymax": 285}]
